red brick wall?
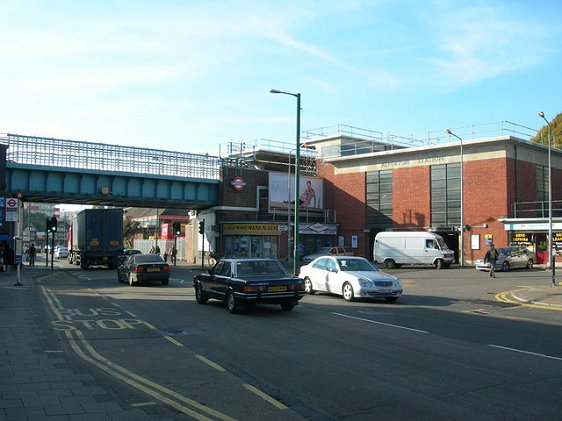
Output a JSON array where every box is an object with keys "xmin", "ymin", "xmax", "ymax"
[
  {"xmin": 318, "ymin": 162, "xmax": 368, "ymax": 256},
  {"xmin": 392, "ymin": 166, "xmax": 430, "ymax": 228}
]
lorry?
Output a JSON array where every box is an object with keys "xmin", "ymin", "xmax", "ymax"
[
  {"xmin": 374, "ymin": 231, "xmax": 455, "ymax": 269},
  {"xmin": 67, "ymin": 208, "xmax": 124, "ymax": 269}
]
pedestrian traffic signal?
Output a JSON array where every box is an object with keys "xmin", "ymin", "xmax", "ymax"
[
  {"xmin": 46, "ymin": 217, "xmax": 52, "ymax": 232},
  {"xmin": 173, "ymin": 222, "xmax": 181, "ymax": 236},
  {"xmin": 198, "ymin": 220, "xmax": 205, "ymax": 235}
]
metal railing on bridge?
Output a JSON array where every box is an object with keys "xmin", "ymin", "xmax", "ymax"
[{"xmin": 1, "ymin": 133, "xmax": 221, "ymax": 180}]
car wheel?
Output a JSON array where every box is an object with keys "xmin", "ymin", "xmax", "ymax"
[
  {"xmin": 226, "ymin": 291, "xmax": 239, "ymax": 314},
  {"xmin": 384, "ymin": 259, "xmax": 396, "ymax": 269},
  {"xmin": 385, "ymin": 297, "xmax": 398, "ymax": 303},
  {"xmin": 342, "ymin": 282, "xmax": 355, "ymax": 302},
  {"xmin": 128, "ymin": 273, "xmax": 136, "ymax": 286},
  {"xmin": 195, "ymin": 283, "xmax": 208, "ymax": 304},
  {"xmin": 281, "ymin": 301, "xmax": 296, "ymax": 311},
  {"xmin": 502, "ymin": 261, "xmax": 510, "ymax": 272},
  {"xmin": 435, "ymin": 259, "xmax": 444, "ymax": 269},
  {"xmin": 304, "ymin": 278, "xmax": 315, "ymax": 294},
  {"xmin": 526, "ymin": 259, "xmax": 534, "ymax": 269}
]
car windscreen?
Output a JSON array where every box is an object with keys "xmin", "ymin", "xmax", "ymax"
[
  {"xmin": 134, "ymin": 255, "xmax": 165, "ymax": 264},
  {"xmin": 337, "ymin": 258, "xmax": 378, "ymax": 272}
]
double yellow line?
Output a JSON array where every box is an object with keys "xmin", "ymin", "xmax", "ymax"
[{"xmin": 40, "ymin": 285, "xmax": 235, "ymax": 420}]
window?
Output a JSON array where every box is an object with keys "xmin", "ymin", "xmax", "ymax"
[
  {"xmin": 366, "ymin": 170, "xmax": 393, "ymax": 228},
  {"xmin": 537, "ymin": 165, "xmax": 548, "ymax": 203},
  {"xmin": 431, "ymin": 164, "xmax": 460, "ymax": 227}
]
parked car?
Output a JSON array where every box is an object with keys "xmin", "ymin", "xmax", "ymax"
[
  {"xmin": 117, "ymin": 254, "xmax": 170, "ymax": 286},
  {"xmin": 54, "ymin": 246, "xmax": 69, "ymax": 259},
  {"xmin": 302, "ymin": 246, "xmax": 353, "ymax": 265},
  {"xmin": 118, "ymin": 248, "xmax": 142, "ymax": 264},
  {"xmin": 475, "ymin": 246, "xmax": 535, "ymax": 272},
  {"xmin": 299, "ymin": 256, "xmax": 403, "ymax": 302},
  {"xmin": 193, "ymin": 258, "xmax": 306, "ymax": 313}
]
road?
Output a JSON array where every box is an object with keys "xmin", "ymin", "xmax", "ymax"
[{"xmin": 35, "ymin": 259, "xmax": 562, "ymax": 420}]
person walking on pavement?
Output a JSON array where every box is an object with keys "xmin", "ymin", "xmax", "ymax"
[
  {"xmin": 171, "ymin": 245, "xmax": 177, "ymax": 266},
  {"xmin": 28, "ymin": 243, "xmax": 37, "ymax": 266},
  {"xmin": 484, "ymin": 244, "xmax": 499, "ymax": 278}
]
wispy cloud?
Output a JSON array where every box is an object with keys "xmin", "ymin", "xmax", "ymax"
[{"xmin": 431, "ymin": 5, "xmax": 549, "ymax": 84}]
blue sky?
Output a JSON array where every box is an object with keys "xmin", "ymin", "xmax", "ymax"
[{"xmin": 1, "ymin": 0, "xmax": 560, "ymax": 156}]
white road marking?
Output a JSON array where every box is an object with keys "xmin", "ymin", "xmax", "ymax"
[
  {"xmin": 488, "ymin": 344, "xmax": 562, "ymax": 361},
  {"xmin": 332, "ymin": 312, "xmax": 429, "ymax": 334}
]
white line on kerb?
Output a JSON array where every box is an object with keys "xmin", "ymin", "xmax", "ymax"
[
  {"xmin": 488, "ymin": 344, "xmax": 562, "ymax": 361},
  {"xmin": 332, "ymin": 312, "xmax": 429, "ymax": 334}
]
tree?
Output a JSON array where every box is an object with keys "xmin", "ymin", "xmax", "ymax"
[
  {"xmin": 123, "ymin": 217, "xmax": 141, "ymax": 248},
  {"xmin": 531, "ymin": 112, "xmax": 562, "ymax": 148}
]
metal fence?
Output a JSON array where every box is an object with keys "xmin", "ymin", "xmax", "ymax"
[
  {"xmin": 513, "ymin": 200, "xmax": 562, "ymax": 218},
  {"xmin": 1, "ymin": 133, "xmax": 221, "ymax": 180}
]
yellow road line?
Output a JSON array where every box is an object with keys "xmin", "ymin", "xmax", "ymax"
[
  {"xmin": 196, "ymin": 354, "xmax": 226, "ymax": 372},
  {"xmin": 496, "ymin": 288, "xmax": 562, "ymax": 311},
  {"xmin": 74, "ymin": 330, "xmax": 236, "ymax": 421},
  {"xmin": 41, "ymin": 287, "xmax": 236, "ymax": 421},
  {"xmin": 66, "ymin": 331, "xmax": 214, "ymax": 420},
  {"xmin": 243, "ymin": 383, "xmax": 287, "ymax": 410},
  {"xmin": 164, "ymin": 335, "xmax": 184, "ymax": 347}
]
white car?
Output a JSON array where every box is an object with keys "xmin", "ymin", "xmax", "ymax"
[
  {"xmin": 54, "ymin": 246, "xmax": 69, "ymax": 259},
  {"xmin": 299, "ymin": 256, "xmax": 403, "ymax": 302},
  {"xmin": 302, "ymin": 246, "xmax": 353, "ymax": 265}
]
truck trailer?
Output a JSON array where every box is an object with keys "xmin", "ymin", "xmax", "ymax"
[{"xmin": 67, "ymin": 208, "xmax": 124, "ymax": 269}]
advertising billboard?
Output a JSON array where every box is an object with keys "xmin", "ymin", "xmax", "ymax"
[{"xmin": 269, "ymin": 172, "xmax": 323, "ymax": 211}]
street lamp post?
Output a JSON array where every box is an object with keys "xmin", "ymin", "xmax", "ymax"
[
  {"xmin": 271, "ymin": 89, "xmax": 301, "ymax": 274},
  {"xmin": 445, "ymin": 129, "xmax": 464, "ymax": 266},
  {"xmin": 538, "ymin": 111, "xmax": 555, "ymax": 286}
]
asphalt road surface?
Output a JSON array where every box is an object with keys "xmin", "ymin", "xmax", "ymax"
[{"xmin": 35, "ymin": 260, "xmax": 562, "ymax": 420}]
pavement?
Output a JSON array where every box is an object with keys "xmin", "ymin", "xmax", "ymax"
[{"xmin": 2, "ymin": 263, "xmax": 562, "ymax": 420}]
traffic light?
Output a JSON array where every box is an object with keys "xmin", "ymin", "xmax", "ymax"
[
  {"xmin": 198, "ymin": 220, "xmax": 205, "ymax": 235},
  {"xmin": 50, "ymin": 216, "xmax": 58, "ymax": 232},
  {"xmin": 173, "ymin": 222, "xmax": 181, "ymax": 236},
  {"xmin": 46, "ymin": 218, "xmax": 52, "ymax": 232}
]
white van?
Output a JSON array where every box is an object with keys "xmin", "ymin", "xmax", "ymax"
[{"xmin": 374, "ymin": 231, "xmax": 455, "ymax": 269}]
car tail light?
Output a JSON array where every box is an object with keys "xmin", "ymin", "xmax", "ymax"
[
  {"xmin": 289, "ymin": 282, "xmax": 305, "ymax": 291},
  {"xmin": 135, "ymin": 267, "xmax": 144, "ymax": 273},
  {"xmin": 243, "ymin": 285, "xmax": 266, "ymax": 293},
  {"xmin": 163, "ymin": 266, "xmax": 171, "ymax": 272}
]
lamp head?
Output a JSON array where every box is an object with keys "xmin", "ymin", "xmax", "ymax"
[
  {"xmin": 538, "ymin": 111, "xmax": 545, "ymax": 118},
  {"xmin": 270, "ymin": 89, "xmax": 282, "ymax": 94},
  {"xmin": 445, "ymin": 128, "xmax": 452, "ymax": 135}
]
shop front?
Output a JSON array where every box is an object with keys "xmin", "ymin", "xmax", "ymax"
[
  {"xmin": 501, "ymin": 219, "xmax": 562, "ymax": 265},
  {"xmin": 221, "ymin": 223, "xmax": 281, "ymax": 259}
]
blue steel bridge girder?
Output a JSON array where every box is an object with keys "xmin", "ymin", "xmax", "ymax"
[
  {"xmin": 1, "ymin": 133, "xmax": 221, "ymax": 209},
  {"xmin": 6, "ymin": 164, "xmax": 219, "ymax": 209}
]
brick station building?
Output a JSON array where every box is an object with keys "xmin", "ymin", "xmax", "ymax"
[
  {"xmin": 198, "ymin": 124, "xmax": 562, "ymax": 267},
  {"xmin": 310, "ymin": 130, "xmax": 562, "ymax": 265}
]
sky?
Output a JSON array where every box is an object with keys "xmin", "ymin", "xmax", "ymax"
[{"xmin": 1, "ymin": 0, "xmax": 561, "ymax": 156}]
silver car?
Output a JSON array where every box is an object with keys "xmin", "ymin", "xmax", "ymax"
[
  {"xmin": 475, "ymin": 246, "xmax": 535, "ymax": 272},
  {"xmin": 302, "ymin": 246, "xmax": 353, "ymax": 265},
  {"xmin": 299, "ymin": 256, "xmax": 402, "ymax": 302}
]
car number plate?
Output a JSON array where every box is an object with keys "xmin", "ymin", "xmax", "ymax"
[
  {"xmin": 268, "ymin": 286, "xmax": 287, "ymax": 292},
  {"xmin": 147, "ymin": 267, "xmax": 160, "ymax": 272}
]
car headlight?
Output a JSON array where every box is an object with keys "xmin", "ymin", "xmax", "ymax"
[
  {"xmin": 394, "ymin": 279, "xmax": 402, "ymax": 288},
  {"xmin": 358, "ymin": 278, "xmax": 374, "ymax": 287}
]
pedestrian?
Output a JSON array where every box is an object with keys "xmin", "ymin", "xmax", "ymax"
[
  {"xmin": 484, "ymin": 244, "xmax": 499, "ymax": 278},
  {"xmin": 171, "ymin": 245, "xmax": 177, "ymax": 266},
  {"xmin": 149, "ymin": 245, "xmax": 155, "ymax": 254},
  {"xmin": 163, "ymin": 250, "xmax": 168, "ymax": 262},
  {"xmin": 155, "ymin": 245, "xmax": 161, "ymax": 255},
  {"xmin": 28, "ymin": 243, "xmax": 37, "ymax": 266}
]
